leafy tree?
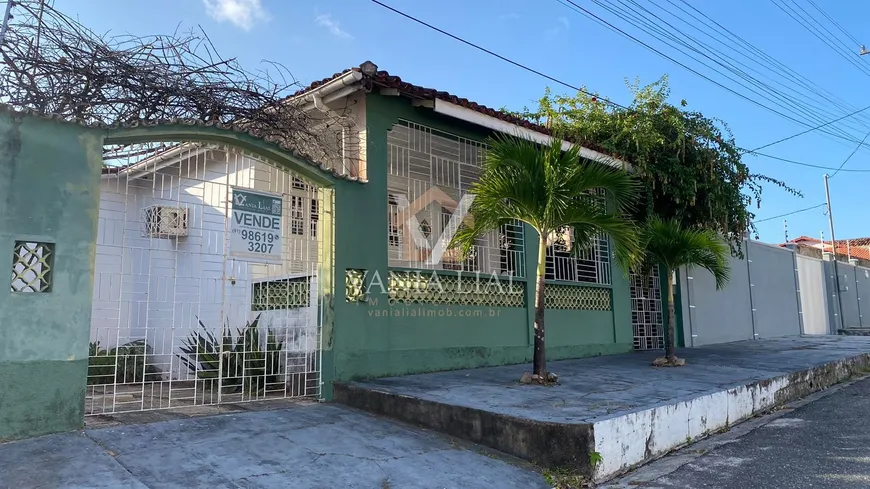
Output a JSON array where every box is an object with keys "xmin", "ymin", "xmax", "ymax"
[
  {"xmin": 509, "ymin": 76, "xmax": 799, "ymax": 255},
  {"xmin": 451, "ymin": 134, "xmax": 639, "ymax": 380},
  {"xmin": 638, "ymin": 217, "xmax": 730, "ymax": 365}
]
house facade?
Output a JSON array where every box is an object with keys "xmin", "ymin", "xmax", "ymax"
[
  {"xmin": 81, "ymin": 61, "xmax": 669, "ymax": 414},
  {"xmin": 312, "ymin": 62, "xmax": 666, "ymax": 387}
]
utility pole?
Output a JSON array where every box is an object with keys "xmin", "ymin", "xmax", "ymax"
[
  {"xmin": 783, "ymin": 219, "xmax": 789, "ymax": 242},
  {"xmin": 824, "ymin": 173, "xmax": 846, "ymax": 330}
]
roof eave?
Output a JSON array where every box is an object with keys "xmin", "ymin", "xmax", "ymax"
[{"xmin": 432, "ymin": 99, "xmax": 630, "ymax": 170}]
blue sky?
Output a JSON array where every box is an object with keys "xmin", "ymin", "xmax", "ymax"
[{"xmin": 54, "ymin": 0, "xmax": 870, "ymax": 243}]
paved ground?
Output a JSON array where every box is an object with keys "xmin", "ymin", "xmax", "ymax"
[
  {"xmin": 348, "ymin": 336, "xmax": 870, "ymax": 423},
  {"xmin": 0, "ymin": 404, "xmax": 549, "ymax": 489},
  {"xmin": 604, "ymin": 375, "xmax": 870, "ymax": 488}
]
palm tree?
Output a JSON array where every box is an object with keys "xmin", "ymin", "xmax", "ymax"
[
  {"xmin": 450, "ymin": 134, "xmax": 639, "ymax": 381},
  {"xmin": 638, "ymin": 217, "xmax": 731, "ymax": 366}
]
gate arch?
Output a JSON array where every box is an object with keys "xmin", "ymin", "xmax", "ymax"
[{"xmin": 86, "ymin": 122, "xmax": 350, "ymax": 415}]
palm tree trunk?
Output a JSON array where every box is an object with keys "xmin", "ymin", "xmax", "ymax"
[
  {"xmin": 533, "ymin": 234, "xmax": 548, "ymax": 378},
  {"xmin": 665, "ymin": 267, "xmax": 677, "ymax": 363}
]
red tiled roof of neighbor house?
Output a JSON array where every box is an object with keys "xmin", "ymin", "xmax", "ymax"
[
  {"xmin": 783, "ymin": 236, "xmax": 870, "ymax": 260},
  {"xmin": 786, "ymin": 235, "xmax": 870, "ymax": 247},
  {"xmin": 293, "ymin": 61, "xmax": 621, "ymax": 160}
]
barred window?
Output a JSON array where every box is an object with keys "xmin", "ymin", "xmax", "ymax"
[
  {"xmin": 290, "ymin": 196, "xmax": 305, "ymax": 236},
  {"xmin": 544, "ymin": 189, "xmax": 612, "ymax": 285},
  {"xmin": 310, "ymin": 198, "xmax": 319, "ymax": 238},
  {"xmin": 386, "ymin": 120, "xmax": 525, "ymax": 277}
]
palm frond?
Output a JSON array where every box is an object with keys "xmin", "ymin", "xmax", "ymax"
[
  {"xmin": 640, "ymin": 216, "xmax": 730, "ymax": 289},
  {"xmin": 451, "ymin": 133, "xmax": 639, "ymax": 259},
  {"xmin": 562, "ymin": 205, "xmax": 641, "ymax": 277}
]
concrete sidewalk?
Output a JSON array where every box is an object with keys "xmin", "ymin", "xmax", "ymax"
[
  {"xmin": 0, "ymin": 404, "xmax": 549, "ymax": 489},
  {"xmin": 336, "ymin": 336, "xmax": 870, "ymax": 482}
]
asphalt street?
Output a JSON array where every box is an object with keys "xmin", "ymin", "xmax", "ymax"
[{"xmin": 605, "ymin": 376, "xmax": 870, "ymax": 489}]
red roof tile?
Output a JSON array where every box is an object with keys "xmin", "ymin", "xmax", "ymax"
[{"xmin": 293, "ymin": 62, "xmax": 620, "ymax": 160}]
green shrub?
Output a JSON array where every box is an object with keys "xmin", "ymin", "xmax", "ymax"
[
  {"xmin": 88, "ymin": 339, "xmax": 163, "ymax": 385},
  {"xmin": 176, "ymin": 313, "xmax": 285, "ymax": 395}
]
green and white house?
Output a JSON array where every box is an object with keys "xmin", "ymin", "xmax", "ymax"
[{"xmin": 0, "ymin": 61, "xmax": 670, "ymax": 440}]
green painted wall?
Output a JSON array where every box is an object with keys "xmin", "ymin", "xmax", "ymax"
[
  {"xmin": 0, "ymin": 110, "xmax": 102, "ymax": 441},
  {"xmin": 328, "ymin": 94, "xmax": 633, "ymax": 387}
]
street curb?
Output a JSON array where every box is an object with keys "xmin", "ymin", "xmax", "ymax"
[{"xmin": 596, "ymin": 356, "xmax": 870, "ymax": 486}]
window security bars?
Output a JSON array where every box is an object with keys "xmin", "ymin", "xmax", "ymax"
[{"xmin": 386, "ymin": 121, "xmax": 525, "ymax": 278}]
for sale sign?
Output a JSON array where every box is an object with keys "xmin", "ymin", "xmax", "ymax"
[{"xmin": 230, "ymin": 188, "xmax": 283, "ymax": 263}]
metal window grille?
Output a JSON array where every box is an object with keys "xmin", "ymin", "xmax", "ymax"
[
  {"xmin": 631, "ymin": 267, "xmax": 665, "ymax": 350},
  {"xmin": 386, "ymin": 120, "xmax": 525, "ymax": 277},
  {"xmin": 11, "ymin": 241, "xmax": 53, "ymax": 292},
  {"xmin": 545, "ymin": 189, "xmax": 612, "ymax": 285}
]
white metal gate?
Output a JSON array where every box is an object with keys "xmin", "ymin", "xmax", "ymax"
[
  {"xmin": 631, "ymin": 267, "xmax": 665, "ymax": 350},
  {"xmin": 87, "ymin": 142, "xmax": 326, "ymax": 415}
]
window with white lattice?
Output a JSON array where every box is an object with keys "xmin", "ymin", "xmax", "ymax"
[
  {"xmin": 290, "ymin": 196, "xmax": 305, "ymax": 236},
  {"xmin": 310, "ymin": 198, "xmax": 319, "ymax": 238},
  {"xmin": 544, "ymin": 189, "xmax": 612, "ymax": 285},
  {"xmin": 386, "ymin": 120, "xmax": 525, "ymax": 277}
]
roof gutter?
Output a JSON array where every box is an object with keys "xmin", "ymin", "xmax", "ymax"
[
  {"xmin": 432, "ymin": 99, "xmax": 628, "ymax": 170},
  {"xmin": 292, "ymin": 70, "xmax": 365, "ymax": 112},
  {"xmin": 103, "ymin": 143, "xmax": 206, "ymax": 181}
]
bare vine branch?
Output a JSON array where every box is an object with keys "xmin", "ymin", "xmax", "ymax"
[{"xmin": 0, "ymin": 1, "xmax": 357, "ymax": 171}]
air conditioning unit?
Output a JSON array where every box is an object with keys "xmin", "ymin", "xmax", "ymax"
[{"xmin": 143, "ymin": 205, "xmax": 188, "ymax": 238}]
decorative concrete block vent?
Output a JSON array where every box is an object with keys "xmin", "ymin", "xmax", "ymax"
[{"xmin": 11, "ymin": 241, "xmax": 54, "ymax": 292}]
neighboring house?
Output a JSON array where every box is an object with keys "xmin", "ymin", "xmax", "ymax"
[
  {"xmin": 92, "ymin": 145, "xmax": 321, "ymax": 380},
  {"xmin": 784, "ymin": 235, "xmax": 870, "ymax": 261}
]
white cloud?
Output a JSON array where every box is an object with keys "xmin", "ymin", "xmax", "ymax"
[
  {"xmin": 203, "ymin": 0, "xmax": 269, "ymax": 31},
  {"xmin": 316, "ymin": 13, "xmax": 352, "ymax": 39},
  {"xmin": 544, "ymin": 16, "xmax": 571, "ymax": 41}
]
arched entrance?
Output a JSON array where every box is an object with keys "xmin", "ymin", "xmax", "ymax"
[{"xmin": 86, "ymin": 125, "xmax": 343, "ymax": 415}]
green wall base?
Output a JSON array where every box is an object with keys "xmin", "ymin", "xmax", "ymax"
[
  {"xmin": 328, "ymin": 342, "xmax": 634, "ymax": 388},
  {"xmin": 548, "ymin": 342, "xmax": 634, "ymax": 361},
  {"xmin": 0, "ymin": 359, "xmax": 87, "ymax": 442}
]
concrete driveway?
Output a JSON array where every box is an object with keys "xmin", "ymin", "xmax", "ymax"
[{"xmin": 0, "ymin": 404, "xmax": 549, "ymax": 489}]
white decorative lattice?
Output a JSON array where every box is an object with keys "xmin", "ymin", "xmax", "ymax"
[
  {"xmin": 545, "ymin": 189, "xmax": 612, "ymax": 285},
  {"xmin": 386, "ymin": 120, "xmax": 525, "ymax": 278},
  {"xmin": 11, "ymin": 241, "xmax": 53, "ymax": 292}
]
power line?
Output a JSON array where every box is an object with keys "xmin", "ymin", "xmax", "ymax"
[
  {"xmin": 769, "ymin": 0, "xmax": 870, "ymax": 78},
  {"xmin": 556, "ymin": 0, "xmax": 831, "ymax": 132},
  {"xmin": 747, "ymin": 104, "xmax": 870, "ymax": 152},
  {"xmin": 671, "ymin": 0, "xmax": 870, "ymax": 134},
  {"xmin": 647, "ymin": 0, "xmax": 870, "ymax": 139},
  {"xmin": 368, "ymin": 0, "xmax": 589, "ymax": 97},
  {"xmin": 749, "ymin": 151, "xmax": 870, "ymax": 172},
  {"xmin": 830, "ymin": 128, "xmax": 870, "ymax": 178},
  {"xmin": 562, "ymin": 0, "xmax": 870, "ymax": 151},
  {"xmin": 805, "ymin": 0, "xmax": 862, "ymax": 48},
  {"xmin": 368, "ymin": 0, "xmax": 870, "ymax": 173},
  {"xmin": 752, "ymin": 203, "xmax": 826, "ymax": 224}
]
